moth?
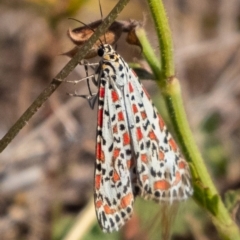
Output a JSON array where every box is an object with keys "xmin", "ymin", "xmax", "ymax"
[{"xmin": 88, "ymin": 44, "xmax": 193, "ymax": 232}]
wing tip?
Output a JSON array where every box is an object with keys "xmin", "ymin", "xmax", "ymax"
[{"xmin": 98, "ymin": 207, "xmax": 134, "ymax": 233}]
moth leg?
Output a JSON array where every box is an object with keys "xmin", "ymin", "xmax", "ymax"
[
  {"xmin": 79, "ymin": 60, "xmax": 99, "ymax": 68},
  {"xmin": 67, "ymin": 91, "xmax": 98, "ymax": 109},
  {"xmin": 80, "ymin": 60, "xmax": 99, "ymax": 96}
]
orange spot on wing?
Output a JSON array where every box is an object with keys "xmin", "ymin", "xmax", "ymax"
[
  {"xmin": 97, "ymin": 108, "xmax": 103, "ymax": 127},
  {"xmin": 113, "ymin": 124, "xmax": 118, "ymax": 134},
  {"xmin": 136, "ymin": 127, "xmax": 143, "ymax": 141},
  {"xmin": 99, "ymin": 87, "xmax": 105, "ymax": 98},
  {"xmin": 112, "ymin": 170, "xmax": 120, "ymax": 183},
  {"xmin": 178, "ymin": 160, "xmax": 186, "ymax": 169},
  {"xmin": 120, "ymin": 193, "xmax": 133, "ymax": 209},
  {"xmin": 100, "ymin": 150, "xmax": 105, "ymax": 161},
  {"xmin": 127, "ymin": 158, "xmax": 134, "ymax": 169},
  {"xmin": 141, "ymin": 111, "xmax": 147, "ymax": 120},
  {"xmin": 95, "ymin": 200, "xmax": 102, "ymax": 208},
  {"xmin": 96, "ymin": 143, "xmax": 105, "ymax": 162},
  {"xmin": 104, "ymin": 204, "xmax": 116, "ymax": 214},
  {"xmin": 113, "ymin": 148, "xmax": 120, "ymax": 160},
  {"xmin": 111, "ymin": 90, "xmax": 119, "ymax": 102},
  {"xmin": 141, "ymin": 153, "xmax": 148, "ymax": 163},
  {"xmin": 118, "ymin": 112, "xmax": 124, "ymax": 121},
  {"xmin": 148, "ymin": 130, "xmax": 157, "ymax": 141},
  {"xmin": 123, "ymin": 132, "xmax": 130, "ymax": 145},
  {"xmin": 132, "ymin": 104, "xmax": 138, "ymax": 114},
  {"xmin": 95, "ymin": 174, "xmax": 101, "ymax": 190},
  {"xmin": 158, "ymin": 114, "xmax": 165, "ymax": 131},
  {"xmin": 173, "ymin": 171, "xmax": 181, "ymax": 185},
  {"xmin": 158, "ymin": 150, "xmax": 165, "ymax": 160},
  {"xmin": 154, "ymin": 180, "xmax": 171, "ymax": 190},
  {"xmin": 129, "ymin": 82, "xmax": 134, "ymax": 92},
  {"xmin": 169, "ymin": 138, "xmax": 178, "ymax": 152}
]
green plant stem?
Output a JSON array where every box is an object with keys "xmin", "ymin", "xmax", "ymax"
[
  {"xmin": 136, "ymin": 28, "xmax": 161, "ymax": 79},
  {"xmin": 147, "ymin": 0, "xmax": 174, "ymax": 80},
  {"xmin": 141, "ymin": 0, "xmax": 240, "ymax": 239},
  {"xmin": 165, "ymin": 79, "xmax": 240, "ymax": 239},
  {"xmin": 0, "ymin": 0, "xmax": 129, "ymax": 153}
]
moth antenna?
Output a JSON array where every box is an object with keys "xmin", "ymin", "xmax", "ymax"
[
  {"xmin": 68, "ymin": 17, "xmax": 104, "ymax": 46},
  {"xmin": 98, "ymin": 0, "xmax": 107, "ymax": 44},
  {"xmin": 98, "ymin": 0, "xmax": 104, "ymax": 20}
]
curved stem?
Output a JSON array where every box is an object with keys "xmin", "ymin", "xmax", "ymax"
[
  {"xmin": 147, "ymin": 0, "xmax": 174, "ymax": 80},
  {"xmin": 136, "ymin": 27, "xmax": 161, "ymax": 79},
  {"xmin": 142, "ymin": 0, "xmax": 240, "ymax": 239}
]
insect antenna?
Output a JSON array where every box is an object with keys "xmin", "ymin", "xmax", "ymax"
[
  {"xmin": 68, "ymin": 18, "xmax": 104, "ymax": 96},
  {"xmin": 68, "ymin": 18, "xmax": 104, "ymax": 46},
  {"xmin": 98, "ymin": 0, "xmax": 107, "ymax": 44}
]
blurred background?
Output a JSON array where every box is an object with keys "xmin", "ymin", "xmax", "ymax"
[{"xmin": 0, "ymin": 0, "xmax": 240, "ymax": 239}]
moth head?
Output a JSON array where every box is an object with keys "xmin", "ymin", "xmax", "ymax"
[{"xmin": 98, "ymin": 44, "xmax": 116, "ymax": 60}]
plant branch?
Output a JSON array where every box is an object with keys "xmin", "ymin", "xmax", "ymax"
[
  {"xmin": 147, "ymin": 0, "xmax": 174, "ymax": 80},
  {"xmin": 135, "ymin": 27, "xmax": 161, "ymax": 79},
  {"xmin": 143, "ymin": 0, "xmax": 240, "ymax": 239}
]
